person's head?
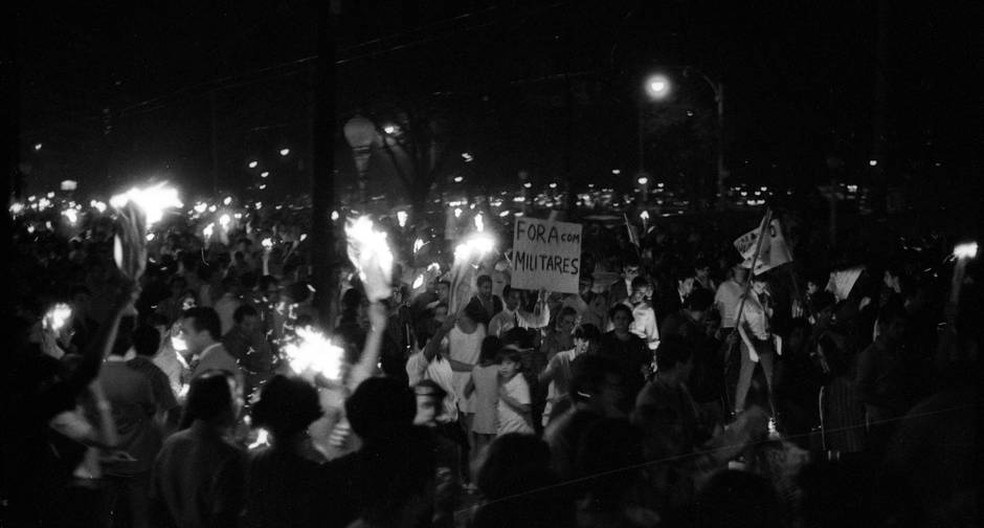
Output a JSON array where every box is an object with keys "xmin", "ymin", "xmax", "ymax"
[
  {"xmin": 345, "ymin": 377, "xmax": 416, "ymax": 444},
  {"xmin": 476, "ymin": 275, "xmax": 493, "ymax": 299},
  {"xmin": 573, "ymin": 324, "xmax": 602, "ymax": 355},
  {"xmin": 259, "ymin": 275, "xmax": 281, "ymax": 302},
  {"xmin": 578, "ymin": 273, "xmax": 594, "ymax": 296},
  {"xmin": 570, "ymin": 354, "xmax": 623, "ymax": 415},
  {"xmin": 233, "ymin": 304, "xmax": 260, "ymax": 334},
  {"xmin": 655, "ymin": 337, "xmax": 694, "ymax": 377},
  {"xmin": 179, "ymin": 307, "xmax": 222, "ymax": 354},
  {"xmin": 461, "ymin": 302, "xmax": 486, "ymax": 326},
  {"xmin": 479, "ymin": 336, "xmax": 503, "ymax": 365},
  {"xmin": 477, "ymin": 433, "xmax": 554, "ymax": 500},
  {"xmin": 251, "ymin": 375, "xmax": 323, "ymax": 441},
  {"xmin": 750, "ymin": 275, "xmax": 768, "ymax": 296},
  {"xmin": 412, "ymin": 380, "xmax": 446, "ymax": 426},
  {"xmin": 731, "ymin": 263, "xmax": 749, "ymax": 284},
  {"xmin": 436, "ymin": 280, "xmax": 451, "ymax": 302},
  {"xmin": 630, "ymin": 276, "xmax": 651, "ymax": 303},
  {"xmin": 676, "ymin": 269, "xmax": 697, "ymax": 297},
  {"xmin": 501, "ymin": 327, "xmax": 535, "ymax": 351},
  {"xmin": 503, "ymin": 285, "xmax": 522, "ymax": 311},
  {"xmin": 180, "ymin": 370, "xmax": 238, "ymax": 429},
  {"xmin": 555, "ymin": 306, "xmax": 578, "ymax": 335},
  {"xmin": 695, "ymin": 259, "xmax": 712, "ymax": 280},
  {"xmin": 623, "ymin": 258, "xmax": 641, "ymax": 281},
  {"xmin": 495, "ymin": 347, "xmax": 523, "ymax": 379},
  {"xmin": 431, "ymin": 303, "xmax": 448, "ymax": 323},
  {"xmin": 877, "ymin": 302, "xmax": 908, "ymax": 344},
  {"xmin": 133, "ymin": 325, "xmax": 162, "ymax": 358},
  {"xmin": 609, "ymin": 304, "xmax": 634, "ymax": 333}
]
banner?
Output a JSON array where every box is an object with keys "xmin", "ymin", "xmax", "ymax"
[
  {"xmin": 734, "ymin": 214, "xmax": 793, "ymax": 275},
  {"xmin": 512, "ymin": 217, "xmax": 582, "ymax": 294}
]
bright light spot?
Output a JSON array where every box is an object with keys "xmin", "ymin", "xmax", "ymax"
[
  {"xmin": 760, "ymin": 186, "xmax": 768, "ymax": 191},
  {"xmin": 549, "ymin": 182, "xmax": 558, "ymax": 189},
  {"xmin": 258, "ymin": 184, "xmax": 267, "ymax": 190},
  {"xmin": 249, "ymin": 429, "xmax": 270, "ymax": 450},
  {"xmin": 461, "ymin": 152, "xmax": 474, "ymax": 163},
  {"xmin": 644, "ymin": 74, "xmax": 671, "ymax": 100},
  {"xmin": 248, "ymin": 160, "xmax": 259, "ymax": 169},
  {"xmin": 383, "ymin": 124, "xmax": 397, "ymax": 135},
  {"xmin": 412, "ymin": 275, "xmax": 424, "ymax": 289},
  {"xmin": 234, "ymin": 213, "xmax": 243, "ymax": 220},
  {"xmin": 218, "ymin": 214, "xmax": 231, "ymax": 230},
  {"xmin": 279, "ymin": 148, "xmax": 291, "ymax": 157},
  {"xmin": 284, "ymin": 327, "xmax": 345, "ymax": 379},
  {"xmin": 330, "ymin": 210, "xmax": 339, "ymax": 221},
  {"xmin": 260, "ymin": 171, "xmax": 269, "ymax": 178},
  {"xmin": 38, "ymin": 198, "xmax": 52, "ymax": 210},
  {"xmin": 413, "ymin": 238, "xmax": 424, "ymax": 254},
  {"xmin": 637, "ymin": 177, "xmax": 649, "ymax": 186},
  {"xmin": 146, "ymin": 233, "xmax": 155, "ymax": 242},
  {"xmin": 454, "ymin": 207, "xmax": 463, "ymax": 218},
  {"xmin": 34, "ymin": 143, "xmax": 42, "ymax": 151},
  {"xmin": 454, "ymin": 233, "xmax": 496, "ymax": 262},
  {"xmin": 255, "ymin": 202, "xmax": 262, "ymax": 210},
  {"xmin": 686, "ymin": 110, "xmax": 694, "ymax": 117},
  {"xmin": 61, "ymin": 208, "xmax": 78, "ymax": 225},
  {"xmin": 396, "ymin": 210, "xmax": 408, "ymax": 227},
  {"xmin": 193, "ymin": 202, "xmax": 207, "ymax": 214},
  {"xmin": 27, "ymin": 225, "xmax": 35, "ymax": 234},
  {"xmin": 640, "ymin": 211, "xmax": 650, "ymax": 221},
  {"xmin": 203, "ymin": 223, "xmax": 215, "ymax": 239},
  {"xmin": 47, "ymin": 192, "xmax": 55, "ymax": 199},
  {"xmin": 523, "ymin": 182, "xmax": 532, "ymax": 189},
  {"xmin": 110, "ymin": 183, "xmax": 183, "ymax": 227},
  {"xmin": 869, "ymin": 159, "xmax": 878, "ymax": 167},
  {"xmin": 453, "ymin": 176, "xmax": 464, "ymax": 183},
  {"xmin": 223, "ymin": 196, "xmax": 232, "ymax": 206},
  {"xmin": 44, "ymin": 303, "xmax": 73, "ymax": 333},
  {"xmin": 847, "ymin": 185, "xmax": 859, "ymax": 193},
  {"xmin": 612, "ymin": 169, "xmax": 621, "ymax": 175},
  {"xmin": 499, "ymin": 210, "xmax": 510, "ymax": 217},
  {"xmin": 300, "ymin": 234, "xmax": 307, "ymax": 242},
  {"xmin": 954, "ymin": 242, "xmax": 978, "ymax": 260},
  {"xmin": 9, "ymin": 202, "xmax": 24, "ymax": 215},
  {"xmin": 28, "ymin": 196, "xmax": 36, "ymax": 202},
  {"xmin": 262, "ymin": 238, "xmax": 273, "ymax": 249},
  {"xmin": 60, "ymin": 180, "xmax": 77, "ymax": 191},
  {"xmin": 91, "ymin": 200, "xmax": 107, "ymax": 213},
  {"xmin": 474, "ymin": 213, "xmax": 485, "ymax": 232}
]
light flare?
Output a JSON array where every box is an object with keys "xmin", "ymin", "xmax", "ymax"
[
  {"xmin": 283, "ymin": 327, "xmax": 345, "ymax": 380},
  {"xmin": 110, "ymin": 183, "xmax": 183, "ymax": 227},
  {"xmin": 345, "ymin": 216, "xmax": 394, "ymax": 302},
  {"xmin": 44, "ymin": 303, "xmax": 73, "ymax": 333},
  {"xmin": 396, "ymin": 210, "xmax": 408, "ymax": 228}
]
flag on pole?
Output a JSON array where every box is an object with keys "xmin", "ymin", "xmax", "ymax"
[{"xmin": 734, "ymin": 213, "xmax": 793, "ymax": 275}]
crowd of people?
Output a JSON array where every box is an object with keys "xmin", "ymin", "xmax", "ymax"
[{"xmin": 3, "ymin": 202, "xmax": 981, "ymax": 528}]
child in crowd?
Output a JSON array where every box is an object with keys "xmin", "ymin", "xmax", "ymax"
[
  {"xmin": 465, "ymin": 337, "xmax": 502, "ymax": 469},
  {"xmin": 495, "ymin": 346, "xmax": 533, "ymax": 435}
]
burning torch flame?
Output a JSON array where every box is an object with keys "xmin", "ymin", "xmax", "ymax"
[
  {"xmin": 413, "ymin": 238, "xmax": 425, "ymax": 255},
  {"xmin": 218, "ymin": 214, "xmax": 231, "ymax": 230},
  {"xmin": 283, "ymin": 327, "xmax": 344, "ymax": 380},
  {"xmin": 110, "ymin": 183, "xmax": 183, "ymax": 227},
  {"xmin": 344, "ymin": 216, "xmax": 394, "ymax": 302},
  {"xmin": 262, "ymin": 238, "xmax": 273, "ymax": 250},
  {"xmin": 203, "ymin": 223, "xmax": 215, "ymax": 239},
  {"xmin": 954, "ymin": 242, "xmax": 978, "ymax": 260},
  {"xmin": 44, "ymin": 303, "xmax": 73, "ymax": 333},
  {"xmin": 474, "ymin": 213, "xmax": 484, "ymax": 232},
  {"xmin": 397, "ymin": 210, "xmax": 408, "ymax": 228},
  {"xmin": 61, "ymin": 208, "xmax": 79, "ymax": 225}
]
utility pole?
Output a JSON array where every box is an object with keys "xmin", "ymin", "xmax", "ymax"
[{"xmin": 311, "ymin": 1, "xmax": 338, "ymax": 328}]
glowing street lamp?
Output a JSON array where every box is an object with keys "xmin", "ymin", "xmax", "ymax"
[{"xmin": 644, "ymin": 74, "xmax": 671, "ymax": 100}]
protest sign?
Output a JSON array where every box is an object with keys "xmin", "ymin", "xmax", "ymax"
[
  {"xmin": 511, "ymin": 217, "xmax": 582, "ymax": 294},
  {"xmin": 734, "ymin": 214, "xmax": 793, "ymax": 275}
]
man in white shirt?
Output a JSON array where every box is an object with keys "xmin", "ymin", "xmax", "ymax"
[
  {"xmin": 488, "ymin": 285, "xmax": 551, "ymax": 337},
  {"xmin": 614, "ymin": 277, "xmax": 660, "ymax": 351},
  {"xmin": 714, "ymin": 263, "xmax": 748, "ymax": 333}
]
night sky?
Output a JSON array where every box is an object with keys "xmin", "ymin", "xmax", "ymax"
[{"xmin": 12, "ymin": 0, "xmax": 983, "ymax": 203}]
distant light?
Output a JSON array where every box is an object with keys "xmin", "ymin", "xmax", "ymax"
[
  {"xmin": 453, "ymin": 176, "xmax": 464, "ymax": 183},
  {"xmin": 223, "ymin": 196, "xmax": 232, "ymax": 206},
  {"xmin": 61, "ymin": 208, "xmax": 78, "ymax": 225},
  {"xmin": 549, "ymin": 182, "xmax": 558, "ymax": 189},
  {"xmin": 234, "ymin": 213, "xmax": 243, "ymax": 219},
  {"xmin": 644, "ymin": 74, "xmax": 671, "ymax": 100},
  {"xmin": 686, "ymin": 110, "xmax": 694, "ymax": 117},
  {"xmin": 499, "ymin": 210, "xmax": 510, "ymax": 217},
  {"xmin": 474, "ymin": 213, "xmax": 484, "ymax": 232},
  {"xmin": 461, "ymin": 152, "xmax": 474, "ymax": 163},
  {"xmin": 300, "ymin": 234, "xmax": 308, "ymax": 241},
  {"xmin": 637, "ymin": 177, "xmax": 649, "ymax": 186},
  {"xmin": 396, "ymin": 210, "xmax": 408, "ymax": 228},
  {"xmin": 194, "ymin": 202, "xmax": 208, "ymax": 214},
  {"xmin": 383, "ymin": 124, "xmax": 397, "ymax": 135},
  {"xmin": 60, "ymin": 180, "xmax": 77, "ymax": 191},
  {"xmin": 208, "ymin": 205, "xmax": 217, "ymax": 213},
  {"xmin": 760, "ymin": 186, "xmax": 768, "ymax": 191},
  {"xmin": 869, "ymin": 159, "xmax": 878, "ymax": 167},
  {"xmin": 612, "ymin": 169, "xmax": 621, "ymax": 175},
  {"xmin": 248, "ymin": 160, "xmax": 259, "ymax": 169},
  {"xmin": 640, "ymin": 211, "xmax": 650, "ymax": 221},
  {"xmin": 255, "ymin": 202, "xmax": 263, "ymax": 210},
  {"xmin": 258, "ymin": 184, "xmax": 267, "ymax": 190},
  {"xmin": 91, "ymin": 200, "xmax": 107, "ymax": 213},
  {"xmin": 330, "ymin": 210, "xmax": 339, "ymax": 221},
  {"xmin": 260, "ymin": 171, "xmax": 270, "ymax": 178},
  {"xmin": 523, "ymin": 182, "xmax": 532, "ymax": 189},
  {"xmin": 454, "ymin": 207, "xmax": 463, "ymax": 218},
  {"xmin": 34, "ymin": 143, "xmax": 42, "ymax": 151},
  {"xmin": 9, "ymin": 202, "xmax": 24, "ymax": 215},
  {"xmin": 146, "ymin": 233, "xmax": 155, "ymax": 242},
  {"xmin": 47, "ymin": 192, "xmax": 55, "ymax": 198},
  {"xmin": 279, "ymin": 148, "xmax": 290, "ymax": 157},
  {"xmin": 218, "ymin": 214, "xmax": 231, "ymax": 229},
  {"xmin": 846, "ymin": 184, "xmax": 858, "ymax": 193},
  {"xmin": 28, "ymin": 195, "xmax": 36, "ymax": 202},
  {"xmin": 953, "ymin": 242, "xmax": 978, "ymax": 260}
]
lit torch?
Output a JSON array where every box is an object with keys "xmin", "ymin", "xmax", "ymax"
[
  {"xmin": 110, "ymin": 182, "xmax": 182, "ymax": 281},
  {"xmin": 344, "ymin": 216, "xmax": 394, "ymax": 302},
  {"xmin": 43, "ymin": 303, "xmax": 73, "ymax": 333},
  {"xmin": 283, "ymin": 327, "xmax": 345, "ymax": 381}
]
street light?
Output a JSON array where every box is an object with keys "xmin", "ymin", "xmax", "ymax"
[
  {"xmin": 644, "ymin": 74, "xmax": 671, "ymax": 100},
  {"xmin": 344, "ymin": 115, "xmax": 376, "ymax": 206},
  {"xmin": 638, "ymin": 74, "xmax": 672, "ymax": 205}
]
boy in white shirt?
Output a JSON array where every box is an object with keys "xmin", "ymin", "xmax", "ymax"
[{"xmin": 496, "ymin": 347, "xmax": 533, "ymax": 435}]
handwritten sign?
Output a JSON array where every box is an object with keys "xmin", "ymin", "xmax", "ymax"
[{"xmin": 512, "ymin": 218, "xmax": 582, "ymax": 294}]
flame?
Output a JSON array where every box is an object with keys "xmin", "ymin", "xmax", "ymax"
[
  {"xmin": 203, "ymin": 223, "xmax": 215, "ymax": 240},
  {"xmin": 44, "ymin": 303, "xmax": 73, "ymax": 333},
  {"xmin": 283, "ymin": 327, "xmax": 344, "ymax": 380},
  {"xmin": 61, "ymin": 208, "xmax": 79, "ymax": 225},
  {"xmin": 261, "ymin": 238, "xmax": 273, "ymax": 249},
  {"xmin": 249, "ymin": 428, "xmax": 271, "ymax": 450},
  {"xmin": 110, "ymin": 183, "xmax": 183, "ymax": 226},
  {"xmin": 474, "ymin": 213, "xmax": 484, "ymax": 232},
  {"xmin": 413, "ymin": 238, "xmax": 425, "ymax": 254},
  {"xmin": 218, "ymin": 214, "xmax": 231, "ymax": 230},
  {"xmin": 396, "ymin": 210, "xmax": 408, "ymax": 228},
  {"xmin": 344, "ymin": 216, "xmax": 394, "ymax": 301}
]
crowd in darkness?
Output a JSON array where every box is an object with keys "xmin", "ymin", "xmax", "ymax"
[{"xmin": 3, "ymin": 206, "xmax": 980, "ymax": 527}]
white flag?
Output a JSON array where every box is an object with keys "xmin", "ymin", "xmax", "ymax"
[{"xmin": 734, "ymin": 214, "xmax": 793, "ymax": 275}]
